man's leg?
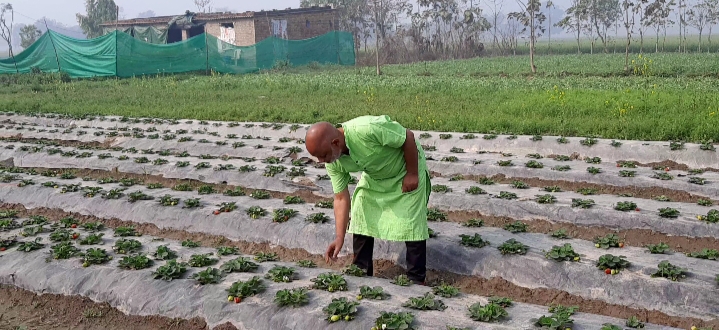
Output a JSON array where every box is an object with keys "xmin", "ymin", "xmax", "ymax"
[
  {"xmin": 352, "ymin": 234, "xmax": 374, "ymax": 276},
  {"xmin": 405, "ymin": 240, "xmax": 427, "ymax": 284}
]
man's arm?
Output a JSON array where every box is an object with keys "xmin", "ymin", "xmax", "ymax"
[
  {"xmin": 402, "ymin": 128, "xmax": 418, "ymax": 176},
  {"xmin": 333, "ymin": 188, "xmax": 351, "ymax": 241}
]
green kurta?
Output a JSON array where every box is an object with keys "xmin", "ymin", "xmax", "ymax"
[{"xmin": 325, "ymin": 115, "xmax": 431, "ymax": 242}]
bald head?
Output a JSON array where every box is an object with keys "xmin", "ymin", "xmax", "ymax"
[{"xmin": 305, "ymin": 122, "xmax": 343, "ymax": 163}]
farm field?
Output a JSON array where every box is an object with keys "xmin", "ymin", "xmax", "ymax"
[
  {"xmin": 1, "ymin": 52, "xmax": 719, "ymax": 142},
  {"xmin": 0, "ymin": 112, "xmax": 717, "ymax": 330}
]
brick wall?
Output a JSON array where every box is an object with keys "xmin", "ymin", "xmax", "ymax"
[
  {"xmin": 204, "ymin": 19, "xmax": 255, "ymax": 46},
  {"xmin": 253, "ymin": 11, "xmax": 338, "ymax": 43}
]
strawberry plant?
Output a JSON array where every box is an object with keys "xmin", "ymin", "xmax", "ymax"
[
  {"xmin": 571, "ymin": 198, "xmax": 595, "ymax": 209},
  {"xmin": 158, "ymin": 195, "xmax": 180, "ymax": 206},
  {"xmin": 102, "ymin": 188, "xmax": 124, "ymax": 199},
  {"xmin": 497, "ymin": 160, "xmax": 513, "ymax": 166},
  {"xmin": 22, "ymin": 215, "xmax": 48, "ymax": 226},
  {"xmin": 181, "ymin": 239, "xmax": 201, "ymax": 248},
  {"xmin": 465, "ymin": 186, "xmax": 486, "ymax": 195},
  {"xmin": 355, "ymin": 286, "xmax": 391, "ymax": 302},
  {"xmin": 273, "ymin": 208, "xmax": 298, "ymax": 223},
  {"xmin": 197, "ymin": 185, "xmax": 216, "ymax": 195},
  {"xmin": 265, "ymin": 265, "xmax": 297, "ymax": 282},
  {"xmin": 658, "ymin": 207, "xmax": 680, "ymax": 218},
  {"xmin": 118, "ymin": 155, "xmax": 129, "ymax": 160},
  {"xmin": 17, "ymin": 237, "xmax": 45, "ymax": 252},
  {"xmin": 697, "ymin": 199, "xmax": 712, "ymax": 206},
  {"xmin": 0, "ymin": 237, "xmax": 18, "ymax": 250},
  {"xmin": 689, "ymin": 168, "xmax": 705, "ymax": 175},
  {"xmin": 496, "ymin": 191, "xmax": 518, "ymax": 200},
  {"xmin": 530, "ymin": 135, "xmax": 543, "ymax": 141},
  {"xmin": 526, "ymin": 153, "xmax": 543, "ymax": 159},
  {"xmin": 254, "ymin": 252, "xmax": 279, "ymax": 262},
  {"xmin": 689, "ymin": 177, "xmax": 707, "ymax": 185},
  {"xmin": 669, "ymin": 141, "xmax": 684, "ymax": 150},
  {"xmin": 685, "ymin": 249, "xmax": 719, "ymax": 260},
  {"xmin": 504, "ymin": 221, "xmax": 527, "ymax": 233},
  {"xmin": 617, "ymin": 161, "xmax": 637, "ymax": 168},
  {"xmin": 221, "ymin": 257, "xmax": 259, "ymax": 273},
  {"xmin": 323, "ymin": 297, "xmax": 359, "ymax": 323},
  {"xmin": 216, "ymin": 246, "xmax": 239, "ymax": 256},
  {"xmin": 304, "ymin": 212, "xmax": 329, "ymax": 224},
  {"xmin": 146, "ymin": 183, "xmax": 163, "ymax": 189},
  {"xmin": 557, "ymin": 136, "xmax": 569, "ymax": 144},
  {"xmin": 488, "ymin": 296, "xmax": 513, "ymax": 307},
  {"xmin": 217, "ymin": 202, "xmax": 237, "ymax": 213},
  {"xmin": 312, "ymin": 273, "xmax": 348, "ymax": 292},
  {"xmin": 651, "ymin": 172, "xmax": 673, "ymax": 180},
  {"xmin": 79, "ymin": 248, "xmax": 111, "ymax": 267},
  {"xmin": 214, "ymin": 164, "xmax": 236, "ymax": 171},
  {"xmin": 468, "ymin": 302, "xmax": 508, "ymax": 322},
  {"xmin": 42, "ymin": 181, "xmax": 59, "ymax": 188},
  {"xmin": 449, "ymin": 174, "xmax": 464, "ymax": 181},
  {"xmin": 250, "ymin": 190, "xmax": 271, "ymax": 199},
  {"xmin": 283, "ymin": 196, "xmax": 304, "ymax": 204},
  {"xmin": 450, "ymin": 147, "xmax": 465, "ymax": 153},
  {"xmin": 536, "ymin": 194, "xmax": 557, "ymax": 204},
  {"xmin": 498, "ymin": 239, "xmax": 529, "ymax": 255},
  {"xmin": 585, "ymin": 156, "xmax": 601, "ymax": 164},
  {"xmin": 21, "ymin": 225, "xmax": 46, "ymax": 237},
  {"xmin": 432, "ymin": 282, "xmax": 459, "ymax": 298},
  {"xmin": 432, "ymin": 184, "xmax": 452, "ymax": 193},
  {"xmin": 177, "ymin": 198, "xmax": 199, "ymax": 210},
  {"xmin": 342, "ymin": 264, "xmax": 367, "ymax": 277},
  {"xmin": 646, "ymin": 242, "xmax": 670, "ymax": 254},
  {"xmin": 128, "ymin": 191, "xmax": 153, "ymax": 203},
  {"xmin": 49, "ymin": 229, "xmax": 76, "ymax": 242},
  {"xmin": 459, "ymin": 234, "xmax": 490, "ymax": 248},
  {"xmin": 439, "ymin": 134, "xmax": 452, "ymax": 139},
  {"xmin": 586, "ymin": 166, "xmax": 602, "ymax": 174},
  {"xmin": 511, "ymin": 181, "xmax": 529, "ymax": 189},
  {"xmin": 596, "ymin": 254, "xmax": 630, "ymax": 274},
  {"xmin": 113, "ymin": 239, "xmax": 142, "ymax": 254},
  {"xmin": 615, "ymin": 201, "xmax": 637, "ymax": 212},
  {"xmin": 651, "ymin": 261, "xmax": 687, "ymax": 281},
  {"xmin": 153, "ymin": 260, "xmax": 189, "ymax": 281},
  {"xmin": 134, "ymin": 157, "xmax": 150, "ymax": 164},
  {"xmin": 422, "ymin": 145, "xmax": 437, "ymax": 152},
  {"xmin": 195, "ymin": 162, "xmax": 211, "ymax": 169},
  {"xmin": 17, "ymin": 179, "xmax": 35, "ymax": 187},
  {"xmin": 625, "ymin": 316, "xmax": 645, "ymax": 328},
  {"xmin": 150, "ymin": 245, "xmax": 176, "ymax": 260},
  {"xmin": 700, "ymin": 142, "xmax": 716, "ymax": 151},
  {"xmin": 427, "ymin": 208, "xmax": 448, "ymax": 221},
  {"xmin": 60, "ymin": 217, "xmax": 79, "ymax": 228},
  {"xmin": 297, "ymin": 260, "xmax": 317, "ymax": 268},
  {"xmin": 60, "ymin": 184, "xmax": 83, "ymax": 193},
  {"xmin": 619, "ymin": 170, "xmax": 637, "ymax": 177},
  {"xmin": 553, "ymin": 155, "xmax": 571, "ymax": 161},
  {"xmin": 79, "ymin": 233, "xmax": 104, "ymax": 245},
  {"xmin": 174, "ymin": 161, "xmax": 190, "ymax": 168},
  {"xmin": 593, "ymin": 234, "xmax": 621, "ymax": 249},
  {"xmin": 550, "ymin": 228, "xmax": 570, "ymax": 239},
  {"xmin": 119, "ymin": 254, "xmax": 153, "ymax": 270},
  {"xmin": 478, "ymin": 177, "xmax": 494, "ymax": 185},
  {"xmin": 441, "ymin": 156, "xmax": 458, "ymax": 162},
  {"xmin": 653, "ymin": 195, "xmax": 671, "ymax": 202},
  {"xmin": 543, "ymin": 186, "xmax": 562, "ymax": 192},
  {"xmin": 114, "ymin": 226, "xmax": 140, "ymax": 237},
  {"xmin": 50, "ymin": 241, "xmax": 82, "ymax": 260},
  {"xmin": 191, "ymin": 267, "xmax": 225, "ymax": 285},
  {"xmin": 552, "ymin": 165, "xmax": 571, "ymax": 171},
  {"xmin": 545, "ymin": 244, "xmax": 580, "ymax": 262},
  {"xmin": 403, "ymin": 292, "xmax": 447, "ymax": 311},
  {"xmin": 188, "ymin": 253, "xmax": 218, "ymax": 267},
  {"xmin": 274, "ymin": 288, "xmax": 310, "ymax": 308},
  {"xmin": 60, "ymin": 172, "xmax": 76, "ymax": 180},
  {"xmin": 287, "ymin": 167, "xmax": 306, "ymax": 178}
]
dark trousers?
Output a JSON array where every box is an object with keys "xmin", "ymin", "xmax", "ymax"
[{"xmin": 351, "ymin": 234, "xmax": 427, "ymax": 283}]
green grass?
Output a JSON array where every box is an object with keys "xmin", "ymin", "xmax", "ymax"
[{"xmin": 1, "ymin": 52, "xmax": 718, "ymax": 142}]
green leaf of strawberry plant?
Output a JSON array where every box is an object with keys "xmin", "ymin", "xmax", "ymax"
[
  {"xmin": 188, "ymin": 253, "xmax": 218, "ymax": 267},
  {"xmin": 525, "ymin": 160, "xmax": 544, "ymax": 168},
  {"xmin": 402, "ymin": 292, "xmax": 447, "ymax": 311},
  {"xmin": 596, "ymin": 254, "xmax": 630, "ymax": 273},
  {"xmin": 432, "ymin": 282, "xmax": 459, "ymax": 298},
  {"xmin": 585, "ymin": 156, "xmax": 601, "ymax": 164},
  {"xmin": 254, "ymin": 252, "xmax": 278, "ymax": 263},
  {"xmin": 432, "ymin": 184, "xmax": 452, "ymax": 193},
  {"xmin": 511, "ymin": 181, "xmax": 529, "ymax": 189},
  {"xmin": 550, "ymin": 228, "xmax": 570, "ymax": 239},
  {"xmin": 265, "ymin": 265, "xmax": 296, "ymax": 283},
  {"xmin": 221, "ymin": 257, "xmax": 259, "ymax": 273},
  {"xmin": 114, "ymin": 226, "xmax": 140, "ymax": 237},
  {"xmin": 571, "ymin": 198, "xmax": 595, "ymax": 209},
  {"xmin": 183, "ymin": 198, "xmax": 201, "ymax": 208},
  {"xmin": 79, "ymin": 233, "xmax": 104, "ymax": 245},
  {"xmin": 488, "ymin": 296, "xmax": 513, "ymax": 308},
  {"xmin": 82, "ymin": 248, "xmax": 111, "ymax": 266},
  {"xmin": 593, "ymin": 234, "xmax": 621, "ymax": 249},
  {"xmin": 119, "ymin": 254, "xmax": 153, "ymax": 270},
  {"xmin": 497, "ymin": 239, "xmax": 529, "ymax": 255},
  {"xmin": 545, "ymin": 244, "xmax": 581, "ymax": 262},
  {"xmin": 504, "ymin": 221, "xmax": 527, "ymax": 233},
  {"xmin": 272, "ymin": 208, "xmax": 298, "ymax": 223},
  {"xmin": 152, "ymin": 260, "xmax": 189, "ymax": 281},
  {"xmin": 113, "ymin": 239, "xmax": 142, "ymax": 254},
  {"xmin": 685, "ymin": 249, "xmax": 719, "ymax": 260},
  {"xmin": 646, "ymin": 242, "xmax": 670, "ymax": 254},
  {"xmin": 250, "ymin": 190, "xmax": 271, "ymax": 199},
  {"xmin": 651, "ymin": 261, "xmax": 687, "ymax": 281},
  {"xmin": 323, "ymin": 297, "xmax": 359, "ymax": 323},
  {"xmin": 615, "ymin": 201, "xmax": 638, "ymax": 212},
  {"xmin": 275, "ymin": 288, "xmax": 310, "ymax": 308},
  {"xmin": 358, "ymin": 285, "xmax": 390, "ymax": 300},
  {"xmin": 342, "ymin": 264, "xmax": 367, "ymax": 277},
  {"xmin": 536, "ymin": 194, "xmax": 557, "ymax": 204},
  {"xmin": 468, "ymin": 302, "xmax": 508, "ymax": 322},
  {"xmin": 312, "ymin": 273, "xmax": 348, "ymax": 292},
  {"xmin": 191, "ymin": 267, "xmax": 225, "ymax": 285},
  {"xmin": 658, "ymin": 207, "xmax": 680, "ymax": 218},
  {"xmin": 459, "ymin": 234, "xmax": 490, "ymax": 248},
  {"xmin": 625, "ymin": 316, "xmax": 645, "ymax": 328},
  {"xmin": 17, "ymin": 237, "xmax": 44, "ymax": 252},
  {"xmin": 463, "ymin": 218, "xmax": 484, "ymax": 227},
  {"xmin": 465, "ymin": 186, "xmax": 486, "ymax": 195},
  {"xmin": 427, "ymin": 208, "xmax": 448, "ymax": 221},
  {"xmin": 697, "ymin": 199, "xmax": 713, "ymax": 207},
  {"xmin": 297, "ymin": 260, "xmax": 317, "ymax": 268}
]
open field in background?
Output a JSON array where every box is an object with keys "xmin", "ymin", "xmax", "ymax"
[
  {"xmin": 1, "ymin": 52, "xmax": 718, "ymax": 142},
  {"xmin": 509, "ymin": 35, "xmax": 719, "ymax": 56}
]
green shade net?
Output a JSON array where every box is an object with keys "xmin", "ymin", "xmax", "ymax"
[{"xmin": 0, "ymin": 30, "xmax": 355, "ymax": 78}]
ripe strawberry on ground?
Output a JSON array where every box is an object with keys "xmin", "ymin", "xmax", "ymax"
[
  {"xmin": 213, "ymin": 210, "xmax": 221, "ymax": 215},
  {"xmin": 605, "ymin": 269, "xmax": 611, "ymax": 274},
  {"xmin": 618, "ymin": 243, "xmax": 624, "ymax": 248},
  {"xmin": 234, "ymin": 297, "xmax": 241, "ymax": 303},
  {"xmin": 71, "ymin": 224, "xmax": 77, "ymax": 228}
]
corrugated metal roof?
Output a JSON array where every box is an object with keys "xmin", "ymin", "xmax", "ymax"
[{"xmin": 99, "ymin": 6, "xmax": 335, "ymax": 27}]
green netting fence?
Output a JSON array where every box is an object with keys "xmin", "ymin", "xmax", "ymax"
[{"xmin": 0, "ymin": 30, "xmax": 356, "ymax": 78}]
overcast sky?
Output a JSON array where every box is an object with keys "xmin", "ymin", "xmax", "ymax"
[{"xmin": 13, "ymin": 0, "xmax": 535, "ymax": 26}]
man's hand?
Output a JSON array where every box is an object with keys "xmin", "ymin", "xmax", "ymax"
[
  {"xmin": 324, "ymin": 237, "xmax": 344, "ymax": 264},
  {"xmin": 402, "ymin": 172, "xmax": 419, "ymax": 193}
]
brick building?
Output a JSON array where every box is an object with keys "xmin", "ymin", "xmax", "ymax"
[{"xmin": 100, "ymin": 6, "xmax": 339, "ymax": 46}]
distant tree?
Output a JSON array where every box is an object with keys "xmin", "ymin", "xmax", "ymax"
[
  {"xmin": 622, "ymin": 0, "xmax": 634, "ymax": 72},
  {"xmin": 76, "ymin": 0, "xmax": 118, "ymax": 38},
  {"xmin": 644, "ymin": 0, "xmax": 675, "ymax": 52},
  {"xmin": 687, "ymin": 0, "xmax": 712, "ymax": 52},
  {"xmin": 0, "ymin": 3, "xmax": 14, "ymax": 60},
  {"xmin": 300, "ymin": 0, "xmax": 371, "ymax": 52},
  {"xmin": 19, "ymin": 24, "xmax": 41, "ymax": 48},
  {"xmin": 194, "ymin": 0, "xmax": 213, "ymax": 13},
  {"xmin": 556, "ymin": 0, "xmax": 585, "ymax": 54},
  {"xmin": 591, "ymin": 0, "xmax": 621, "ymax": 53},
  {"xmin": 633, "ymin": 0, "xmax": 650, "ymax": 52},
  {"xmin": 509, "ymin": 0, "xmax": 547, "ymax": 73},
  {"xmin": 136, "ymin": 10, "xmax": 156, "ymax": 18},
  {"xmin": 545, "ymin": 1, "xmax": 555, "ymax": 53},
  {"xmin": 707, "ymin": 0, "xmax": 719, "ymax": 47}
]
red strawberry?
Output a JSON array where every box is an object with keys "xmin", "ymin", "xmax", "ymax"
[
  {"xmin": 665, "ymin": 167, "xmax": 670, "ymax": 172},
  {"xmin": 71, "ymin": 224, "xmax": 77, "ymax": 228},
  {"xmin": 605, "ymin": 268, "xmax": 611, "ymax": 275},
  {"xmin": 0, "ymin": 247, "xmax": 6, "ymax": 252},
  {"xmin": 616, "ymin": 163, "xmax": 621, "ymax": 167},
  {"xmin": 635, "ymin": 208, "xmax": 640, "ymax": 212},
  {"xmin": 618, "ymin": 242, "xmax": 624, "ymax": 248},
  {"xmin": 234, "ymin": 296, "xmax": 241, "ymax": 304},
  {"xmin": 72, "ymin": 233, "xmax": 79, "ymax": 240},
  {"xmin": 213, "ymin": 210, "xmax": 221, "ymax": 215}
]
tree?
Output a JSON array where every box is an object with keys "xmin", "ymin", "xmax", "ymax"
[
  {"xmin": 591, "ymin": 0, "xmax": 621, "ymax": 53},
  {"xmin": 707, "ymin": 0, "xmax": 719, "ymax": 47},
  {"xmin": 687, "ymin": 0, "xmax": 711, "ymax": 52},
  {"xmin": 622, "ymin": 0, "xmax": 634, "ymax": 72},
  {"xmin": 643, "ymin": 0, "xmax": 675, "ymax": 52},
  {"xmin": 509, "ymin": 0, "xmax": 547, "ymax": 73},
  {"xmin": 633, "ymin": 0, "xmax": 650, "ymax": 52},
  {"xmin": 545, "ymin": 1, "xmax": 555, "ymax": 53},
  {"xmin": 194, "ymin": 0, "xmax": 212, "ymax": 13},
  {"xmin": 301, "ymin": 0, "xmax": 371, "ymax": 52},
  {"xmin": 0, "ymin": 3, "xmax": 14, "ymax": 61},
  {"xmin": 76, "ymin": 0, "xmax": 118, "ymax": 38},
  {"xmin": 556, "ymin": 0, "xmax": 585, "ymax": 54},
  {"xmin": 136, "ymin": 10, "xmax": 156, "ymax": 18},
  {"xmin": 19, "ymin": 24, "xmax": 41, "ymax": 48}
]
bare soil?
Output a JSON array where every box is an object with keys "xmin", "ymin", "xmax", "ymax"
[
  {"xmin": 0, "ymin": 285, "xmax": 233, "ymax": 330},
  {"xmin": 0, "ymin": 204, "xmax": 716, "ymax": 329}
]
